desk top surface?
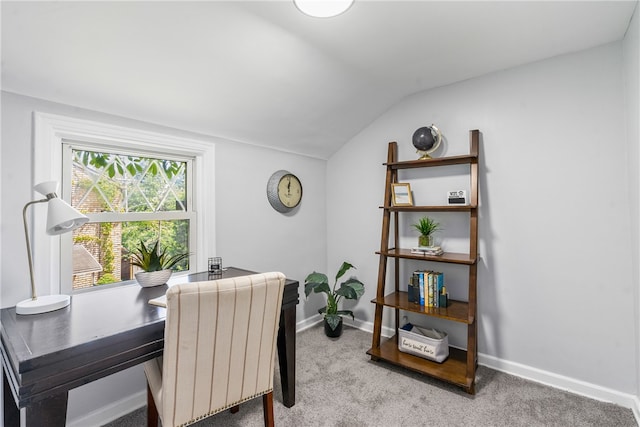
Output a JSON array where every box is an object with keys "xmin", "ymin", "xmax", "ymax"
[{"xmin": 1, "ymin": 267, "xmax": 298, "ymax": 374}]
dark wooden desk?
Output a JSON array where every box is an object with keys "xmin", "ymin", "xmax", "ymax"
[{"xmin": 1, "ymin": 267, "xmax": 299, "ymax": 426}]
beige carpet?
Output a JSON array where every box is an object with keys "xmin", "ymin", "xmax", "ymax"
[{"xmin": 104, "ymin": 324, "xmax": 637, "ymax": 426}]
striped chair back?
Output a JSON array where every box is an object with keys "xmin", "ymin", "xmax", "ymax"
[{"xmin": 145, "ymin": 272, "xmax": 286, "ymax": 427}]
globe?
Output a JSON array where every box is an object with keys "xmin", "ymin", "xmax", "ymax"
[{"xmin": 412, "ymin": 125, "xmax": 442, "ymax": 159}]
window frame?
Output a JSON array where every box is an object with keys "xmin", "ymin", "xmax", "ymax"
[
  {"xmin": 34, "ymin": 112, "xmax": 215, "ymax": 295},
  {"xmin": 63, "ymin": 143, "xmax": 196, "ymax": 290}
]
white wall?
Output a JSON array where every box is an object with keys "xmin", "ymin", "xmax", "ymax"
[
  {"xmin": 0, "ymin": 91, "xmax": 327, "ymax": 424},
  {"xmin": 623, "ymin": 1, "xmax": 640, "ymax": 406},
  {"xmin": 328, "ymin": 42, "xmax": 638, "ymax": 401},
  {"xmin": 214, "ymin": 141, "xmax": 328, "ymax": 321}
]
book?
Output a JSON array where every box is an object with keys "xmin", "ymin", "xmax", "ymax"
[
  {"xmin": 435, "ymin": 272, "xmax": 444, "ymax": 307},
  {"xmin": 411, "ymin": 246, "xmax": 444, "ymax": 256},
  {"xmin": 408, "ymin": 275, "xmax": 419, "ymax": 303}
]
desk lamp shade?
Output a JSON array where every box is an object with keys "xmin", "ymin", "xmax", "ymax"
[{"xmin": 16, "ymin": 181, "xmax": 89, "ymax": 315}]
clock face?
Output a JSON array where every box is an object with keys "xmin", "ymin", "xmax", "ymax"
[
  {"xmin": 266, "ymin": 170, "xmax": 303, "ymax": 213},
  {"xmin": 277, "ymin": 174, "xmax": 302, "ymax": 208}
]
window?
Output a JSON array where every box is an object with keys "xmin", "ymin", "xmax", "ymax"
[
  {"xmin": 33, "ymin": 113, "xmax": 215, "ymax": 295},
  {"xmin": 64, "ymin": 146, "xmax": 194, "ymax": 289}
]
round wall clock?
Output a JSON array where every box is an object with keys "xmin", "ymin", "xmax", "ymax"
[{"xmin": 266, "ymin": 170, "xmax": 303, "ymax": 213}]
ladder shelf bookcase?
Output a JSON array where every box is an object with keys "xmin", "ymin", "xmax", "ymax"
[{"xmin": 366, "ymin": 129, "xmax": 480, "ymax": 394}]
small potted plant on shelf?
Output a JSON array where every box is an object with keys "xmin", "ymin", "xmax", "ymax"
[
  {"xmin": 304, "ymin": 262, "xmax": 365, "ymax": 338},
  {"xmin": 130, "ymin": 240, "xmax": 189, "ymax": 287},
  {"xmin": 412, "ymin": 216, "xmax": 441, "ymax": 247}
]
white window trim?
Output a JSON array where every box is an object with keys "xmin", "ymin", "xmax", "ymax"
[
  {"xmin": 62, "ymin": 142, "xmax": 197, "ymax": 292},
  {"xmin": 33, "ymin": 112, "xmax": 215, "ymax": 295}
]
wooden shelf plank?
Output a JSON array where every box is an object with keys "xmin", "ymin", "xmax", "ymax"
[
  {"xmin": 367, "ymin": 337, "xmax": 473, "ymax": 391},
  {"xmin": 384, "ymin": 153, "xmax": 477, "ymax": 169},
  {"xmin": 380, "ymin": 205, "xmax": 477, "ymax": 212},
  {"xmin": 377, "ymin": 248, "xmax": 477, "ymax": 265},
  {"xmin": 371, "ymin": 292, "xmax": 473, "ymax": 324}
]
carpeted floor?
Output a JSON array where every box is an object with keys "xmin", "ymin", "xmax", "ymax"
[{"xmin": 104, "ymin": 324, "xmax": 637, "ymax": 426}]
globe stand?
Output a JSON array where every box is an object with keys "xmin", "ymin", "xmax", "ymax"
[
  {"xmin": 416, "ymin": 150, "xmax": 435, "ymax": 160},
  {"xmin": 412, "ymin": 124, "xmax": 442, "ymax": 160}
]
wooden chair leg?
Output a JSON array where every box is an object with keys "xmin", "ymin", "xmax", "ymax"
[
  {"xmin": 230, "ymin": 405, "xmax": 240, "ymax": 414},
  {"xmin": 262, "ymin": 391, "xmax": 274, "ymax": 427},
  {"xmin": 146, "ymin": 383, "xmax": 159, "ymax": 427}
]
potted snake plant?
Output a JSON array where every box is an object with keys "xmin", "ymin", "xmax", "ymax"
[
  {"xmin": 130, "ymin": 240, "xmax": 189, "ymax": 287},
  {"xmin": 412, "ymin": 216, "xmax": 442, "ymax": 247},
  {"xmin": 304, "ymin": 262, "xmax": 365, "ymax": 338}
]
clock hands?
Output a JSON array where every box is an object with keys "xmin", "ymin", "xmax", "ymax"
[{"xmin": 268, "ymin": 171, "xmax": 301, "ymax": 212}]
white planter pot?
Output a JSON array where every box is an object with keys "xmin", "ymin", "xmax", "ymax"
[{"xmin": 135, "ymin": 269, "xmax": 172, "ymax": 287}]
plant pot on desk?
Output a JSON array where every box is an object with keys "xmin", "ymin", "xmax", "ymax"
[{"xmin": 135, "ymin": 269, "xmax": 172, "ymax": 287}]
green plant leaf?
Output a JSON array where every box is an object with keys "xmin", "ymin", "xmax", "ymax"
[
  {"xmin": 304, "ymin": 272, "xmax": 329, "ymax": 297},
  {"xmin": 412, "ymin": 217, "xmax": 442, "ymax": 236},
  {"xmin": 335, "ymin": 310, "xmax": 354, "ymax": 320},
  {"xmin": 305, "ymin": 272, "xmax": 328, "ymax": 285},
  {"xmin": 162, "ymin": 252, "xmax": 190, "ymax": 269},
  {"xmin": 325, "ymin": 293, "xmax": 337, "ymax": 314},
  {"xmin": 305, "ymin": 282, "xmax": 331, "ymax": 298},
  {"xmin": 126, "ymin": 163, "xmax": 137, "ymax": 176},
  {"xmin": 335, "ymin": 262, "xmax": 354, "ymax": 281},
  {"xmin": 130, "ymin": 239, "xmax": 189, "ymax": 272},
  {"xmin": 335, "ymin": 278, "xmax": 365, "ymax": 300}
]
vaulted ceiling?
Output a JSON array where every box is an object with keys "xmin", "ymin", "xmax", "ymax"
[{"xmin": 2, "ymin": 1, "xmax": 636, "ymax": 159}]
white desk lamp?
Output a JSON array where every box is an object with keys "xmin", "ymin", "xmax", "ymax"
[{"xmin": 16, "ymin": 181, "xmax": 89, "ymax": 315}]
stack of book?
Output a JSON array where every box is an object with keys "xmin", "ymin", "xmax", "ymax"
[
  {"xmin": 410, "ymin": 245, "xmax": 444, "ymax": 256},
  {"xmin": 408, "ymin": 270, "xmax": 446, "ymax": 308}
]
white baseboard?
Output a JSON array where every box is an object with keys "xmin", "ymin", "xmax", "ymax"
[
  {"xmin": 295, "ymin": 313, "xmax": 323, "ymax": 332},
  {"xmin": 352, "ymin": 319, "xmax": 640, "ymax": 423},
  {"xmin": 67, "ymin": 390, "xmax": 146, "ymax": 427},
  {"xmin": 479, "ymin": 353, "xmax": 639, "ymax": 411}
]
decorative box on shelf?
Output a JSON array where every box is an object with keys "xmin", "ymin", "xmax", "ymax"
[{"xmin": 398, "ymin": 324, "xmax": 449, "ymax": 363}]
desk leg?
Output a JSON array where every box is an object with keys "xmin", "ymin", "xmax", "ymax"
[
  {"xmin": 277, "ymin": 305, "xmax": 296, "ymax": 408},
  {"xmin": 3, "ymin": 374, "xmax": 68, "ymax": 427},
  {"xmin": 25, "ymin": 393, "xmax": 68, "ymax": 426},
  {"xmin": 3, "ymin": 371, "xmax": 19, "ymax": 427}
]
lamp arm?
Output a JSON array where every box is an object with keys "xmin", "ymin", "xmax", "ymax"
[{"xmin": 23, "ymin": 197, "xmax": 50, "ymax": 300}]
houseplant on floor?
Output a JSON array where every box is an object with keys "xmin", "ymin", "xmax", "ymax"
[
  {"xmin": 130, "ymin": 240, "xmax": 189, "ymax": 287},
  {"xmin": 412, "ymin": 216, "xmax": 442, "ymax": 247},
  {"xmin": 304, "ymin": 261, "xmax": 365, "ymax": 338}
]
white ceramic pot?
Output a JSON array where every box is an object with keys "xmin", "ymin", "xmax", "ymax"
[{"xmin": 135, "ymin": 269, "xmax": 172, "ymax": 287}]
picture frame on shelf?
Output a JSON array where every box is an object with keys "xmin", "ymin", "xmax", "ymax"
[{"xmin": 391, "ymin": 183, "xmax": 413, "ymax": 206}]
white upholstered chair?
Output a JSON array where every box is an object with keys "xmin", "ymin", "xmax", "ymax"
[{"xmin": 144, "ymin": 272, "xmax": 286, "ymax": 427}]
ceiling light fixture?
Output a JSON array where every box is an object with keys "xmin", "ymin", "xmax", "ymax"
[{"xmin": 294, "ymin": 0, "xmax": 354, "ymax": 18}]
